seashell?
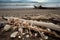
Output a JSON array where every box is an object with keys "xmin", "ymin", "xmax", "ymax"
[
  {"xmin": 18, "ymin": 36, "xmax": 21, "ymax": 38},
  {"xmin": 18, "ymin": 27, "xmax": 23, "ymax": 33},
  {"xmin": 35, "ymin": 33, "xmax": 38, "ymax": 36},
  {"xmin": 26, "ymin": 35, "xmax": 30, "ymax": 38},
  {"xmin": 10, "ymin": 31, "xmax": 18, "ymax": 38},
  {"xmin": 22, "ymin": 33, "xmax": 26, "ymax": 35},
  {"xmin": 47, "ymin": 28, "xmax": 51, "ymax": 32},
  {"xmin": 3, "ymin": 25, "xmax": 11, "ymax": 31}
]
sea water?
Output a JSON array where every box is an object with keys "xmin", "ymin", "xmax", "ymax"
[
  {"xmin": 0, "ymin": 3, "xmax": 35, "ymax": 9},
  {"xmin": 0, "ymin": 2, "xmax": 60, "ymax": 9}
]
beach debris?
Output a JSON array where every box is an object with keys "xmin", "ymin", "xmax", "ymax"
[
  {"xmin": 1, "ymin": 16, "xmax": 60, "ymax": 40},
  {"xmin": 26, "ymin": 34, "xmax": 30, "ymax": 38},
  {"xmin": 39, "ymin": 31, "xmax": 48, "ymax": 40},
  {"xmin": 3, "ymin": 25, "xmax": 11, "ymax": 31},
  {"xmin": 34, "ymin": 33, "xmax": 38, "ymax": 37},
  {"xmin": 10, "ymin": 31, "xmax": 18, "ymax": 38},
  {"xmin": 0, "ymin": 22, "xmax": 5, "ymax": 29},
  {"xmin": 12, "ymin": 26, "xmax": 17, "ymax": 31},
  {"xmin": 18, "ymin": 36, "xmax": 21, "ymax": 38},
  {"xmin": 46, "ymin": 28, "xmax": 51, "ymax": 32},
  {"xmin": 22, "ymin": 33, "xmax": 26, "ymax": 35}
]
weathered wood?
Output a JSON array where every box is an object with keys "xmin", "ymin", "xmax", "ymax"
[
  {"xmin": 20, "ymin": 19, "xmax": 60, "ymax": 32},
  {"xmin": 2, "ymin": 17, "xmax": 60, "ymax": 38},
  {"xmin": 2, "ymin": 17, "xmax": 60, "ymax": 32},
  {"xmin": 31, "ymin": 21, "xmax": 60, "ymax": 32},
  {"xmin": 22, "ymin": 25, "xmax": 60, "ymax": 38}
]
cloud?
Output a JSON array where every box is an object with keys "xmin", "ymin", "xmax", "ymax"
[{"xmin": 47, "ymin": 0, "xmax": 60, "ymax": 2}]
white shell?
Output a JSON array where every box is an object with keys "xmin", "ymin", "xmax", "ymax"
[
  {"xmin": 10, "ymin": 31, "xmax": 18, "ymax": 38},
  {"xmin": 18, "ymin": 27, "xmax": 23, "ymax": 33},
  {"xmin": 22, "ymin": 33, "xmax": 26, "ymax": 35},
  {"xmin": 18, "ymin": 36, "xmax": 21, "ymax": 38},
  {"xmin": 35, "ymin": 33, "xmax": 38, "ymax": 36},
  {"xmin": 47, "ymin": 28, "xmax": 51, "ymax": 32},
  {"xmin": 26, "ymin": 35, "xmax": 29, "ymax": 38},
  {"xmin": 3, "ymin": 25, "xmax": 11, "ymax": 31},
  {"xmin": 45, "ymin": 36, "xmax": 48, "ymax": 39}
]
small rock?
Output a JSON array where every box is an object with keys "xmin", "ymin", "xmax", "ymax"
[{"xmin": 0, "ymin": 22, "xmax": 5, "ymax": 29}]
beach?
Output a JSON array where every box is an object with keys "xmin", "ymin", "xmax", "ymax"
[
  {"xmin": 0, "ymin": 8, "xmax": 60, "ymax": 40},
  {"xmin": 0, "ymin": 8, "xmax": 60, "ymax": 17}
]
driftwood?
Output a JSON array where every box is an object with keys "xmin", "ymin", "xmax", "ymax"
[
  {"xmin": 31, "ymin": 21, "xmax": 60, "ymax": 32},
  {"xmin": 2, "ymin": 17, "xmax": 60, "ymax": 32},
  {"xmin": 22, "ymin": 15, "xmax": 60, "ymax": 24},
  {"xmin": 2, "ymin": 17, "xmax": 60, "ymax": 38},
  {"xmin": 19, "ymin": 19, "xmax": 60, "ymax": 32}
]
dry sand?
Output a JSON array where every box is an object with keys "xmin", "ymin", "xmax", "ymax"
[{"xmin": 0, "ymin": 9, "xmax": 60, "ymax": 17}]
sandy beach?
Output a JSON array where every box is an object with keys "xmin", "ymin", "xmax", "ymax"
[
  {"xmin": 0, "ymin": 8, "xmax": 60, "ymax": 40},
  {"xmin": 0, "ymin": 9, "xmax": 60, "ymax": 17}
]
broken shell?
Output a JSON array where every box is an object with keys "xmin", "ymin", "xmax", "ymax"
[
  {"xmin": 47, "ymin": 28, "xmax": 51, "ymax": 32},
  {"xmin": 35, "ymin": 33, "xmax": 38, "ymax": 36},
  {"xmin": 18, "ymin": 36, "xmax": 21, "ymax": 38},
  {"xmin": 18, "ymin": 27, "xmax": 23, "ymax": 32},
  {"xmin": 22, "ymin": 33, "xmax": 26, "ymax": 35},
  {"xmin": 26, "ymin": 35, "xmax": 30, "ymax": 38},
  {"xmin": 10, "ymin": 31, "xmax": 18, "ymax": 38},
  {"xmin": 40, "ymin": 38, "xmax": 43, "ymax": 40},
  {"xmin": 45, "ymin": 36, "xmax": 48, "ymax": 39},
  {"xmin": 3, "ymin": 25, "xmax": 11, "ymax": 31}
]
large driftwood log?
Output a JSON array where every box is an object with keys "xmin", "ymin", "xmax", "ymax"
[
  {"xmin": 31, "ymin": 21, "xmax": 60, "ymax": 32},
  {"xmin": 19, "ymin": 19, "xmax": 60, "ymax": 32}
]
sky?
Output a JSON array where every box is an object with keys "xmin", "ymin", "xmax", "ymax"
[{"xmin": 0, "ymin": 0, "xmax": 60, "ymax": 2}]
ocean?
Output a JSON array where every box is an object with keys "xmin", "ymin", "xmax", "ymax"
[{"xmin": 0, "ymin": 2, "xmax": 60, "ymax": 9}]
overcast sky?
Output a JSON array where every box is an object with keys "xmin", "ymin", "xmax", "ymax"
[{"xmin": 0, "ymin": 0, "xmax": 60, "ymax": 2}]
